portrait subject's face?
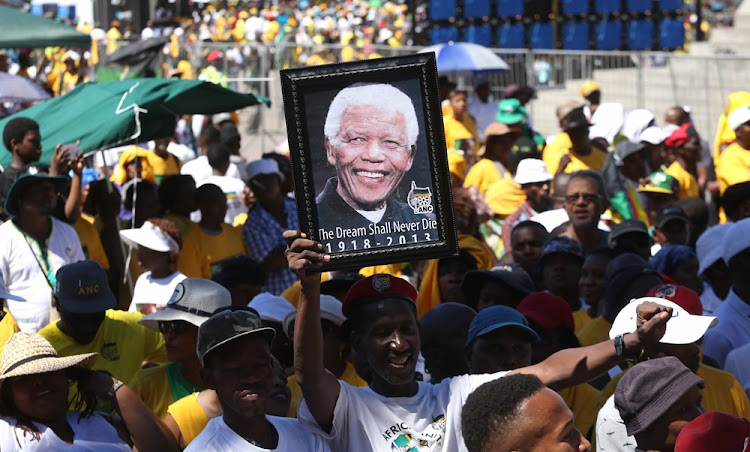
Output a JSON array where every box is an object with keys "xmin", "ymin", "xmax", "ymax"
[{"xmin": 326, "ymin": 104, "xmax": 415, "ymax": 211}]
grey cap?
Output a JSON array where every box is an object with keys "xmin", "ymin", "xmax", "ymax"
[
  {"xmin": 615, "ymin": 356, "xmax": 705, "ymax": 437},
  {"xmin": 197, "ymin": 309, "xmax": 276, "ymax": 366},
  {"xmin": 139, "ymin": 278, "xmax": 232, "ymax": 332}
]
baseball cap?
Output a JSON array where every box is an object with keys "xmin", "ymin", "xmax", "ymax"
[
  {"xmin": 653, "ymin": 206, "xmax": 689, "ymax": 229},
  {"xmin": 248, "ymin": 292, "xmax": 296, "ymax": 324},
  {"xmin": 120, "ymin": 220, "xmax": 180, "ymax": 253},
  {"xmin": 139, "ymin": 279, "xmax": 232, "ymax": 331},
  {"xmin": 696, "ymin": 224, "xmax": 732, "ymax": 275},
  {"xmin": 615, "ymin": 356, "xmax": 705, "ymax": 437},
  {"xmin": 283, "ymin": 294, "xmax": 344, "ymax": 338},
  {"xmin": 246, "ymin": 158, "xmax": 284, "ymax": 183},
  {"xmin": 614, "ymin": 140, "xmax": 646, "ymax": 161},
  {"xmin": 609, "ymin": 296, "xmax": 717, "ymax": 344},
  {"xmin": 556, "ymin": 100, "xmax": 585, "ymax": 121},
  {"xmin": 665, "ymin": 124, "xmax": 691, "ymax": 149},
  {"xmin": 55, "ymin": 261, "xmax": 116, "ymax": 314},
  {"xmin": 517, "ymin": 292, "xmax": 574, "ymax": 331},
  {"xmin": 728, "ymin": 105, "xmax": 750, "ymax": 131},
  {"xmin": 639, "ymin": 126, "xmax": 669, "ymax": 145},
  {"xmin": 541, "ymin": 236, "xmax": 584, "ymax": 262},
  {"xmin": 563, "ymin": 108, "xmax": 590, "ymax": 131},
  {"xmin": 637, "ymin": 172, "xmax": 680, "ymax": 196},
  {"xmin": 514, "ymin": 159, "xmax": 551, "ymax": 185},
  {"xmin": 609, "ymin": 220, "xmax": 649, "ymax": 245},
  {"xmin": 579, "ymin": 80, "xmax": 600, "ymax": 97},
  {"xmin": 466, "ymin": 305, "xmax": 540, "ymax": 347},
  {"xmin": 723, "ymin": 217, "xmax": 750, "ymax": 265},
  {"xmin": 197, "ymin": 309, "xmax": 276, "ymax": 366},
  {"xmin": 646, "ymin": 283, "xmax": 702, "ymax": 315},
  {"xmin": 496, "ymin": 98, "xmax": 527, "ymax": 125},
  {"xmin": 342, "ymin": 274, "xmax": 417, "ymax": 318},
  {"xmin": 461, "ymin": 264, "xmax": 534, "ymax": 304},
  {"xmin": 675, "ymin": 411, "xmax": 750, "ymax": 452}
]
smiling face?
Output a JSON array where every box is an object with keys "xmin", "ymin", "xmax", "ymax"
[
  {"xmin": 202, "ymin": 336, "xmax": 274, "ymax": 419},
  {"xmin": 326, "ymin": 104, "xmax": 415, "ymax": 211},
  {"xmin": 353, "ymin": 298, "xmax": 420, "ymax": 388},
  {"xmin": 7, "ymin": 370, "xmax": 69, "ymax": 423}
]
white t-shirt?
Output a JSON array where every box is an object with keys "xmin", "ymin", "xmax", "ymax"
[
  {"xmin": 0, "ymin": 413, "xmax": 130, "ymax": 451},
  {"xmin": 200, "ymin": 175, "xmax": 247, "ymax": 225},
  {"xmin": 595, "ymin": 394, "xmax": 636, "ymax": 452},
  {"xmin": 181, "ymin": 156, "xmax": 242, "ymax": 185},
  {"xmin": 186, "ymin": 415, "xmax": 331, "ymax": 452},
  {"xmin": 0, "ymin": 218, "xmax": 84, "ymax": 332},
  {"xmin": 127, "ymin": 270, "xmax": 187, "ymax": 311},
  {"xmin": 298, "ymin": 373, "xmax": 506, "ymax": 452}
]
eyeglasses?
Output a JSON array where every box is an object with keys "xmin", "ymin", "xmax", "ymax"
[
  {"xmin": 565, "ymin": 193, "xmax": 601, "ymax": 204},
  {"xmin": 158, "ymin": 320, "xmax": 188, "ymax": 335}
]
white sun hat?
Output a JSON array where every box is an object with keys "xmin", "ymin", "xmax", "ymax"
[
  {"xmin": 514, "ymin": 159, "xmax": 552, "ymax": 185},
  {"xmin": 120, "ymin": 220, "xmax": 179, "ymax": 253}
]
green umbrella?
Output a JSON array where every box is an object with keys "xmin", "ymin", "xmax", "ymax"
[
  {"xmin": 0, "ymin": 5, "xmax": 91, "ymax": 48},
  {"xmin": 0, "ymin": 78, "xmax": 270, "ymax": 168}
]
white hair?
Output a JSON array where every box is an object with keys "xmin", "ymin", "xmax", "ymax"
[{"xmin": 323, "ymin": 83, "xmax": 419, "ymax": 146}]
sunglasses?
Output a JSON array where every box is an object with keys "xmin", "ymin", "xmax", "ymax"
[
  {"xmin": 565, "ymin": 193, "xmax": 601, "ymax": 204},
  {"xmin": 158, "ymin": 320, "xmax": 189, "ymax": 335}
]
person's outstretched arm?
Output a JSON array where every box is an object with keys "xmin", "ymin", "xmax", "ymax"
[
  {"xmin": 284, "ymin": 230, "xmax": 340, "ymax": 433},
  {"xmin": 511, "ymin": 302, "xmax": 672, "ymax": 390}
]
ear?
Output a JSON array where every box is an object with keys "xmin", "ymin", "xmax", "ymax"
[
  {"xmin": 200, "ymin": 367, "xmax": 216, "ymax": 390},
  {"xmin": 350, "ymin": 330, "xmax": 362, "ymax": 355},
  {"xmin": 325, "ymin": 138, "xmax": 337, "ymax": 167}
]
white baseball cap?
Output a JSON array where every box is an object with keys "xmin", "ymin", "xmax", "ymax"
[
  {"xmin": 120, "ymin": 221, "xmax": 180, "ymax": 253},
  {"xmin": 514, "ymin": 159, "xmax": 552, "ymax": 185},
  {"xmin": 640, "ymin": 126, "xmax": 668, "ymax": 145},
  {"xmin": 610, "ymin": 297, "xmax": 717, "ymax": 345},
  {"xmin": 248, "ymin": 292, "xmax": 296, "ymax": 324},
  {"xmin": 282, "ymin": 294, "xmax": 345, "ymax": 338},
  {"xmin": 728, "ymin": 105, "xmax": 750, "ymax": 131}
]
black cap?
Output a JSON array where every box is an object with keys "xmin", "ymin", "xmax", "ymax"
[
  {"xmin": 197, "ymin": 309, "xmax": 275, "ymax": 366},
  {"xmin": 563, "ymin": 108, "xmax": 590, "ymax": 131},
  {"xmin": 461, "ymin": 264, "xmax": 534, "ymax": 305},
  {"xmin": 614, "ymin": 140, "xmax": 646, "ymax": 161},
  {"xmin": 55, "ymin": 260, "xmax": 116, "ymax": 314},
  {"xmin": 654, "ymin": 206, "xmax": 689, "ymax": 229},
  {"xmin": 609, "ymin": 220, "xmax": 649, "ymax": 245}
]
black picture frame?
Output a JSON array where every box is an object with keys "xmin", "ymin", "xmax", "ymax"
[{"xmin": 280, "ymin": 53, "xmax": 458, "ymax": 271}]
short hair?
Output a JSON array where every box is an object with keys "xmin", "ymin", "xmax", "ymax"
[
  {"xmin": 324, "ymin": 83, "xmax": 419, "ymax": 147},
  {"xmin": 511, "ymin": 220, "xmax": 549, "ymax": 241},
  {"xmin": 211, "ymin": 256, "xmax": 267, "ymax": 287},
  {"xmin": 206, "ymin": 143, "xmax": 231, "ymax": 169},
  {"xmin": 3, "ymin": 117, "xmax": 39, "ymax": 152},
  {"xmin": 199, "ymin": 124, "xmax": 221, "ymax": 144},
  {"xmin": 568, "ymin": 170, "xmax": 607, "ymax": 200},
  {"xmin": 145, "ymin": 217, "xmax": 183, "ymax": 250},
  {"xmin": 461, "ymin": 374, "xmax": 545, "ymax": 452},
  {"xmin": 195, "ymin": 183, "xmax": 224, "ymax": 205},
  {"xmin": 123, "ymin": 180, "xmax": 157, "ymax": 210},
  {"xmin": 158, "ymin": 175, "xmax": 195, "ymax": 212},
  {"xmin": 219, "ymin": 124, "xmax": 240, "ymax": 146}
]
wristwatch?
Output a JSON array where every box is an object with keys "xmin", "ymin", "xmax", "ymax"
[
  {"xmin": 614, "ymin": 334, "xmax": 642, "ymax": 362},
  {"xmin": 107, "ymin": 380, "xmax": 125, "ymax": 399}
]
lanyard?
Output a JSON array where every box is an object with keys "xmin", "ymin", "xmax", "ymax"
[{"xmin": 16, "ymin": 224, "xmax": 56, "ymax": 291}]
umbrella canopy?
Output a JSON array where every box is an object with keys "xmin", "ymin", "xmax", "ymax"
[
  {"xmin": 0, "ymin": 72, "xmax": 50, "ymax": 103},
  {"xmin": 418, "ymin": 42, "xmax": 509, "ymax": 74},
  {"xmin": 0, "ymin": 5, "xmax": 91, "ymax": 49},
  {"xmin": 0, "ymin": 78, "xmax": 270, "ymax": 168},
  {"xmin": 105, "ymin": 37, "xmax": 171, "ymax": 65}
]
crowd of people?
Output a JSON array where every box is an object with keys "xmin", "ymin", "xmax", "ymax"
[{"xmin": 3, "ymin": 16, "xmax": 750, "ymax": 448}]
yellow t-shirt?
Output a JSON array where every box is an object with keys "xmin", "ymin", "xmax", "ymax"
[
  {"xmin": 598, "ymin": 364, "xmax": 750, "ymax": 419},
  {"xmin": 38, "ymin": 310, "xmax": 167, "ymax": 385},
  {"xmin": 576, "ymin": 316, "xmax": 612, "ymax": 348},
  {"xmin": 558, "ymin": 383, "xmax": 599, "ymax": 439},
  {"xmin": 146, "ymin": 152, "xmax": 182, "ymax": 184},
  {"xmin": 58, "ymin": 71, "xmax": 89, "ymax": 96},
  {"xmin": 177, "ymin": 224, "xmax": 247, "ymax": 279},
  {"xmin": 72, "ymin": 214, "xmax": 110, "ymax": 270},
  {"xmin": 572, "ymin": 309, "xmax": 593, "ymax": 334},
  {"xmin": 163, "ymin": 213, "xmax": 194, "ymax": 237},
  {"xmin": 716, "ymin": 142, "xmax": 750, "ymax": 194},
  {"xmin": 0, "ymin": 308, "xmax": 20, "ymax": 354},
  {"xmin": 130, "ymin": 363, "xmax": 207, "ymax": 420},
  {"xmin": 543, "ymin": 132, "xmax": 608, "ymax": 175},
  {"xmin": 286, "ymin": 361, "xmax": 367, "ymax": 418},
  {"xmin": 464, "ymin": 158, "xmax": 505, "ymax": 196},
  {"xmin": 167, "ymin": 392, "xmax": 209, "ymax": 448},
  {"xmin": 665, "ymin": 161, "xmax": 699, "ymax": 199},
  {"xmin": 443, "ymin": 115, "xmax": 479, "ymax": 153},
  {"xmin": 484, "ymin": 173, "xmax": 526, "ymax": 217}
]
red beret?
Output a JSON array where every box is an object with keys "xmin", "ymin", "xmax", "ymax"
[
  {"xmin": 675, "ymin": 411, "xmax": 750, "ymax": 452},
  {"xmin": 647, "ymin": 284, "xmax": 703, "ymax": 316},
  {"xmin": 342, "ymin": 274, "xmax": 417, "ymax": 318},
  {"xmin": 516, "ymin": 292, "xmax": 574, "ymax": 331}
]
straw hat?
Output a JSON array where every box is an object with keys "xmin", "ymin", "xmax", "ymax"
[{"xmin": 0, "ymin": 333, "xmax": 98, "ymax": 387}]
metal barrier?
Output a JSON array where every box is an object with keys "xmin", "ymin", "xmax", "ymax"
[{"xmin": 95, "ymin": 40, "xmax": 750, "ymax": 157}]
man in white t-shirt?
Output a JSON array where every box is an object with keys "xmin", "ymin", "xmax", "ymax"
[
  {"xmin": 187, "ymin": 308, "xmax": 331, "ymax": 452},
  {"xmin": 284, "ymin": 231, "xmax": 675, "ymax": 452},
  {"xmin": 0, "ymin": 170, "xmax": 84, "ymax": 332}
]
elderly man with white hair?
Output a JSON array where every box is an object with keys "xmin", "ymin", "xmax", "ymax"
[{"xmin": 316, "ymin": 83, "xmax": 438, "ymax": 252}]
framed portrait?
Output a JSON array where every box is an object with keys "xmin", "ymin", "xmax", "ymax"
[{"xmin": 281, "ymin": 53, "xmax": 458, "ymax": 271}]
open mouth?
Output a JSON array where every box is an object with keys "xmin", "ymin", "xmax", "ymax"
[
  {"xmin": 354, "ymin": 169, "xmax": 388, "ymax": 179},
  {"xmin": 387, "ymin": 353, "xmax": 412, "ymax": 369}
]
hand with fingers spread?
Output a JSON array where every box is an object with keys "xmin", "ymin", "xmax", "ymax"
[
  {"xmin": 283, "ymin": 230, "xmax": 330, "ymax": 283},
  {"xmin": 49, "ymin": 143, "xmax": 73, "ymax": 176}
]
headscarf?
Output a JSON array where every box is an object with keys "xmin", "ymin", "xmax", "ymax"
[
  {"xmin": 664, "ymin": 123, "xmax": 691, "ymax": 150},
  {"xmin": 650, "ymin": 245, "xmax": 697, "ymax": 277},
  {"xmin": 416, "ymin": 235, "xmax": 497, "ymax": 318},
  {"xmin": 109, "ymin": 145, "xmax": 155, "ymax": 186}
]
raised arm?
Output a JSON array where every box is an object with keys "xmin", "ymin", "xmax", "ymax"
[
  {"xmin": 284, "ymin": 230, "xmax": 340, "ymax": 432},
  {"xmin": 512, "ymin": 301, "xmax": 672, "ymax": 390}
]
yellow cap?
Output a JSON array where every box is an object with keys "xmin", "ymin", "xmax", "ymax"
[{"xmin": 579, "ymin": 81, "xmax": 600, "ymax": 97}]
